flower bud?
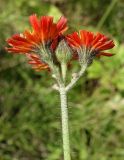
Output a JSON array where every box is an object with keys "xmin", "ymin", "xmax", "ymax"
[{"xmin": 56, "ymin": 39, "xmax": 72, "ymax": 64}]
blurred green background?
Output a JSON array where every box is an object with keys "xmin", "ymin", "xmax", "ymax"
[{"xmin": 0, "ymin": 0, "xmax": 124, "ymax": 159}]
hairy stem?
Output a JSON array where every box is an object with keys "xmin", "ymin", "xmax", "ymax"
[
  {"xmin": 66, "ymin": 64, "xmax": 87, "ymax": 92},
  {"xmin": 60, "ymin": 87, "xmax": 71, "ymax": 160},
  {"xmin": 61, "ymin": 62, "xmax": 67, "ymax": 83},
  {"xmin": 56, "ymin": 64, "xmax": 87, "ymax": 160}
]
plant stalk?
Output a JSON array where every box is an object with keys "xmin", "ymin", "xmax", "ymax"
[
  {"xmin": 61, "ymin": 62, "xmax": 67, "ymax": 83},
  {"xmin": 60, "ymin": 87, "xmax": 71, "ymax": 160},
  {"xmin": 66, "ymin": 64, "xmax": 87, "ymax": 92},
  {"xmin": 58, "ymin": 63, "xmax": 87, "ymax": 160}
]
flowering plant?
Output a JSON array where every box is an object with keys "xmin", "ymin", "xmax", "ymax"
[{"xmin": 6, "ymin": 14, "xmax": 115, "ymax": 160}]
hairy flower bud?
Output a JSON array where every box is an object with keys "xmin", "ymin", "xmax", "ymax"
[{"xmin": 56, "ymin": 39, "xmax": 72, "ymax": 64}]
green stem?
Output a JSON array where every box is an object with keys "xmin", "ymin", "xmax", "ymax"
[
  {"xmin": 58, "ymin": 64, "xmax": 87, "ymax": 160},
  {"xmin": 61, "ymin": 62, "xmax": 67, "ymax": 83},
  {"xmin": 60, "ymin": 87, "xmax": 71, "ymax": 160},
  {"xmin": 97, "ymin": 0, "xmax": 117, "ymax": 30},
  {"xmin": 66, "ymin": 64, "xmax": 87, "ymax": 92}
]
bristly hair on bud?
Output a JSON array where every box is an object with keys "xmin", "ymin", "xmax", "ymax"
[
  {"xmin": 56, "ymin": 37, "xmax": 72, "ymax": 64},
  {"xmin": 66, "ymin": 30, "xmax": 115, "ymax": 66}
]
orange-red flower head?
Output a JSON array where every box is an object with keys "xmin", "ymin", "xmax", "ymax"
[
  {"xmin": 6, "ymin": 15, "xmax": 68, "ymax": 71},
  {"xmin": 66, "ymin": 30, "xmax": 115, "ymax": 65},
  {"xmin": 6, "ymin": 15, "xmax": 115, "ymax": 72}
]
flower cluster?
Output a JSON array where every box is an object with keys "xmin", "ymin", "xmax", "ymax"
[{"xmin": 6, "ymin": 14, "xmax": 115, "ymax": 72}]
